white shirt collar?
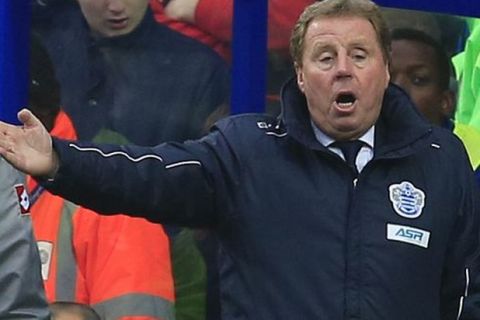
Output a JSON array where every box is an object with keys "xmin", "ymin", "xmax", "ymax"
[{"xmin": 310, "ymin": 120, "xmax": 375, "ymax": 149}]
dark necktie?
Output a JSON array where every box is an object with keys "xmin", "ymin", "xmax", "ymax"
[{"xmin": 332, "ymin": 140, "xmax": 364, "ymax": 177}]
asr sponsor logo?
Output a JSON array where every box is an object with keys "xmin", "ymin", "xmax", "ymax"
[
  {"xmin": 386, "ymin": 223, "xmax": 430, "ymax": 248},
  {"xmin": 389, "ymin": 181, "xmax": 425, "ymax": 219}
]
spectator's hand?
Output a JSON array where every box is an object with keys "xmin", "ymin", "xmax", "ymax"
[
  {"xmin": 0, "ymin": 109, "xmax": 58, "ymax": 178},
  {"xmin": 163, "ymin": 0, "xmax": 199, "ymax": 24}
]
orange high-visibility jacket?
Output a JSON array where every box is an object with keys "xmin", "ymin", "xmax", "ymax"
[{"xmin": 29, "ymin": 111, "xmax": 175, "ymax": 319}]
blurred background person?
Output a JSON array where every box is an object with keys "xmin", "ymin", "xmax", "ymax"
[
  {"xmin": 156, "ymin": 0, "xmax": 313, "ymax": 58},
  {"xmin": 389, "ymin": 27, "xmax": 480, "ymax": 184},
  {"xmin": 27, "ymin": 33, "xmax": 176, "ymax": 320},
  {"xmin": 158, "ymin": 0, "xmax": 314, "ymax": 114},
  {"xmin": 31, "ymin": 0, "xmax": 230, "ymax": 146},
  {"xmin": 31, "ymin": 0, "xmax": 230, "ymax": 318},
  {"xmin": 389, "ymin": 28, "xmax": 456, "ymax": 128}
]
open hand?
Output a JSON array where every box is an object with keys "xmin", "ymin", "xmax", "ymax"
[{"xmin": 0, "ymin": 109, "xmax": 57, "ymax": 177}]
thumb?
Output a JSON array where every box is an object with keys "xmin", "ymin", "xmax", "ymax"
[{"xmin": 17, "ymin": 108, "xmax": 42, "ymax": 129}]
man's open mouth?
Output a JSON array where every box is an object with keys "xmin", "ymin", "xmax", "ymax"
[{"xmin": 335, "ymin": 93, "xmax": 357, "ymax": 108}]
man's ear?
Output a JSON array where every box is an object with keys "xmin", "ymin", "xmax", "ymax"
[
  {"xmin": 384, "ymin": 62, "xmax": 391, "ymax": 89},
  {"xmin": 295, "ymin": 62, "xmax": 305, "ymax": 93},
  {"xmin": 440, "ymin": 90, "xmax": 456, "ymax": 119}
]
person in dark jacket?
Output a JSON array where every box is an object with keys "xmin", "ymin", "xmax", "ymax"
[
  {"xmin": 1, "ymin": 0, "xmax": 480, "ymax": 319},
  {"xmin": 31, "ymin": 0, "xmax": 230, "ymax": 146}
]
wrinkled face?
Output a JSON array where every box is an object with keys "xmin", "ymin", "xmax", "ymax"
[
  {"xmin": 296, "ymin": 16, "xmax": 390, "ymax": 141},
  {"xmin": 77, "ymin": 0, "xmax": 149, "ymax": 37},
  {"xmin": 390, "ymin": 39, "xmax": 451, "ymax": 126}
]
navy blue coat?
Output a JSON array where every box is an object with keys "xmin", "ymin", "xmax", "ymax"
[{"xmin": 45, "ymin": 80, "xmax": 480, "ymax": 319}]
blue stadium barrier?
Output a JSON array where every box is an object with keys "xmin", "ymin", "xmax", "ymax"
[
  {"xmin": 0, "ymin": 1, "xmax": 31, "ymax": 124},
  {"xmin": 231, "ymin": 0, "xmax": 268, "ymax": 115},
  {"xmin": 1, "ymin": 1, "xmax": 479, "ymax": 119}
]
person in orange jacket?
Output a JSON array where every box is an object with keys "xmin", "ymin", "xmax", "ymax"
[{"xmin": 28, "ymin": 33, "xmax": 175, "ymax": 320}]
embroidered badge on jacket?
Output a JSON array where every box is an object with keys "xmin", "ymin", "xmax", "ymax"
[
  {"xmin": 14, "ymin": 184, "xmax": 30, "ymax": 215},
  {"xmin": 37, "ymin": 241, "xmax": 53, "ymax": 280},
  {"xmin": 389, "ymin": 181, "xmax": 425, "ymax": 219}
]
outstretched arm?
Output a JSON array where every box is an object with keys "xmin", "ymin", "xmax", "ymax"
[{"xmin": 0, "ymin": 109, "xmax": 58, "ymax": 178}]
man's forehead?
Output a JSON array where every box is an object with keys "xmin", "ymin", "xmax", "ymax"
[
  {"xmin": 305, "ymin": 16, "xmax": 377, "ymax": 42},
  {"xmin": 306, "ymin": 30, "xmax": 377, "ymax": 51}
]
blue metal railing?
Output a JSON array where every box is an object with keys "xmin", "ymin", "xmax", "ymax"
[
  {"xmin": 1, "ymin": 1, "xmax": 478, "ymax": 119},
  {"xmin": 231, "ymin": 0, "xmax": 268, "ymax": 115},
  {"xmin": 0, "ymin": 1, "xmax": 31, "ymax": 124}
]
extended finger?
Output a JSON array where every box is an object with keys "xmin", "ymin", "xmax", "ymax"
[{"xmin": 18, "ymin": 108, "xmax": 43, "ymax": 129}]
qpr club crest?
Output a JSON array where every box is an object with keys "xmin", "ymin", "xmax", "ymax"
[
  {"xmin": 14, "ymin": 184, "xmax": 30, "ymax": 215},
  {"xmin": 388, "ymin": 181, "xmax": 425, "ymax": 219}
]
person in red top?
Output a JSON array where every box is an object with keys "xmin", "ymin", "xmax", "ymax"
[
  {"xmin": 155, "ymin": 0, "xmax": 314, "ymax": 112},
  {"xmin": 157, "ymin": 0, "xmax": 312, "ymax": 50},
  {"xmin": 150, "ymin": 0, "xmax": 231, "ymax": 60},
  {"xmin": 28, "ymin": 34, "xmax": 175, "ymax": 320}
]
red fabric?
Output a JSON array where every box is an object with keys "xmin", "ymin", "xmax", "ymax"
[
  {"xmin": 150, "ymin": 0, "xmax": 231, "ymax": 61},
  {"xmin": 194, "ymin": 0, "xmax": 313, "ymax": 50},
  {"xmin": 151, "ymin": 0, "xmax": 313, "ymax": 61},
  {"xmin": 29, "ymin": 111, "xmax": 174, "ymax": 318}
]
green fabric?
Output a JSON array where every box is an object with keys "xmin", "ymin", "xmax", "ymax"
[
  {"xmin": 454, "ymin": 122, "xmax": 480, "ymax": 169},
  {"xmin": 172, "ymin": 229, "xmax": 207, "ymax": 320},
  {"xmin": 454, "ymin": 18, "xmax": 480, "ymax": 131}
]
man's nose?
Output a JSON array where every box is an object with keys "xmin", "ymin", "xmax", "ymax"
[
  {"xmin": 335, "ymin": 54, "xmax": 353, "ymax": 78},
  {"xmin": 107, "ymin": 0, "xmax": 125, "ymax": 13}
]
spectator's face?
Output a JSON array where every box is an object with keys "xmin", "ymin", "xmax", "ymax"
[
  {"xmin": 77, "ymin": 0, "xmax": 149, "ymax": 38},
  {"xmin": 296, "ymin": 16, "xmax": 389, "ymax": 141},
  {"xmin": 390, "ymin": 39, "xmax": 451, "ymax": 126}
]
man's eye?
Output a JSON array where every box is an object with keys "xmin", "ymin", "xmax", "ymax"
[
  {"xmin": 319, "ymin": 56, "xmax": 333, "ymax": 63},
  {"xmin": 352, "ymin": 52, "xmax": 367, "ymax": 62},
  {"xmin": 412, "ymin": 76, "xmax": 430, "ymax": 86}
]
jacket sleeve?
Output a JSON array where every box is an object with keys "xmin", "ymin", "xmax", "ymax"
[
  {"xmin": 443, "ymin": 154, "xmax": 480, "ymax": 319},
  {"xmin": 73, "ymin": 208, "xmax": 175, "ymax": 319},
  {"xmin": 0, "ymin": 159, "xmax": 50, "ymax": 319},
  {"xmin": 42, "ymin": 129, "xmax": 237, "ymax": 228}
]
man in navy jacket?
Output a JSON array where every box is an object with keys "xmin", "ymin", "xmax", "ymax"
[{"xmin": 1, "ymin": 0, "xmax": 480, "ymax": 319}]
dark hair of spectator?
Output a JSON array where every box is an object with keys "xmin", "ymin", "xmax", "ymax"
[{"xmin": 29, "ymin": 32, "xmax": 61, "ymax": 116}]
